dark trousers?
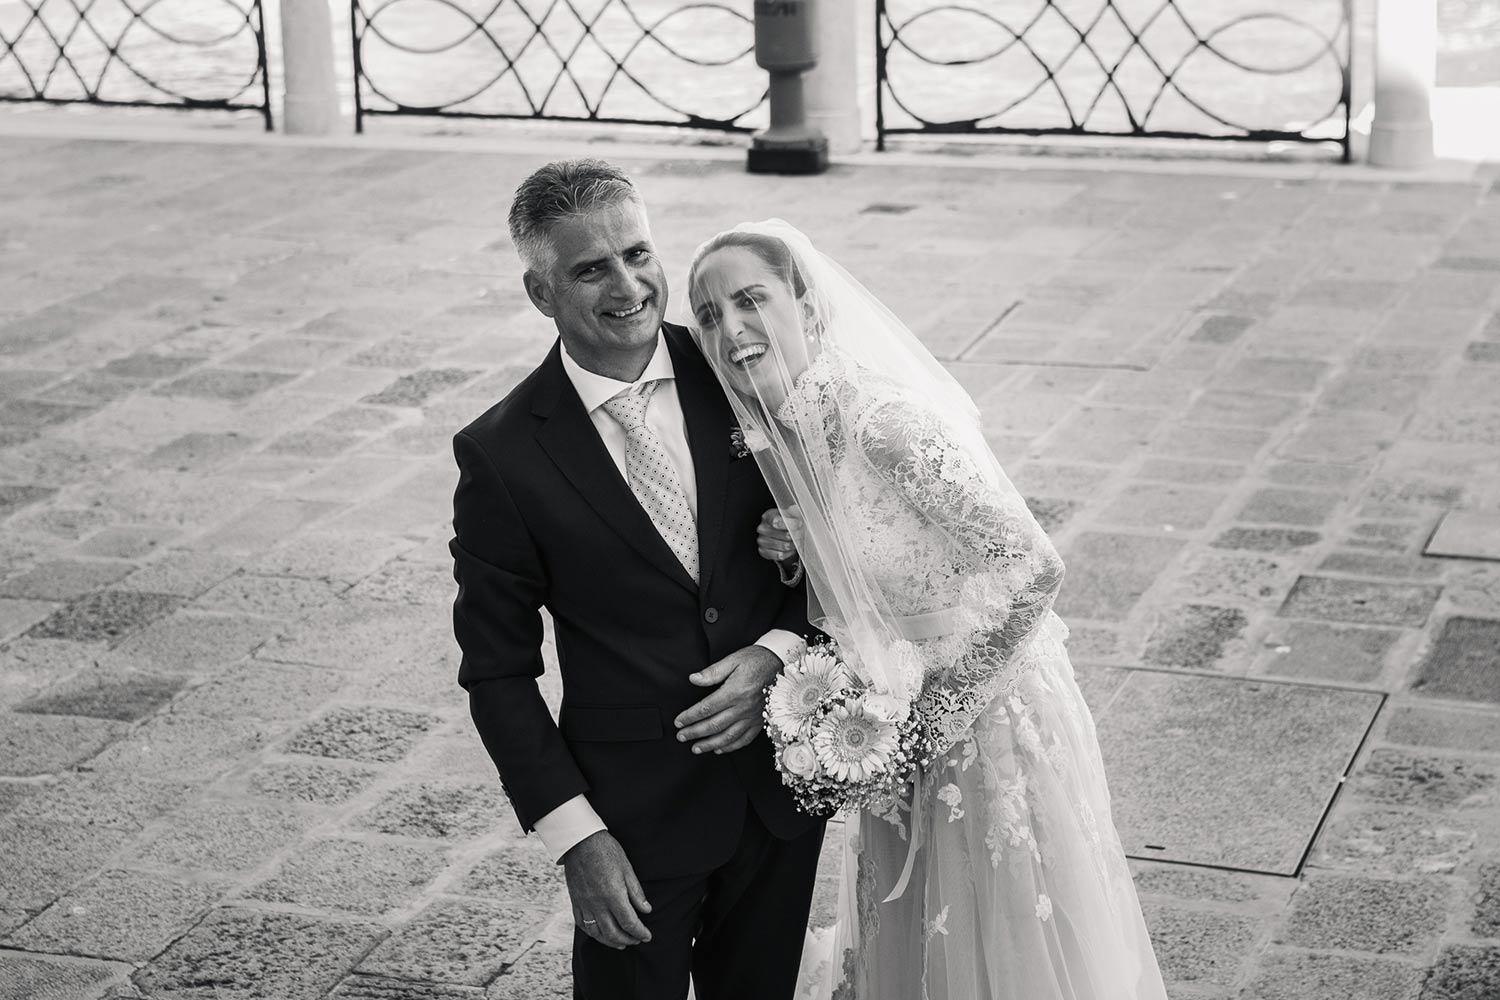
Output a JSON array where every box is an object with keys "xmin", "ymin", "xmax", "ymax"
[{"xmin": 573, "ymin": 810, "xmax": 826, "ymax": 1000}]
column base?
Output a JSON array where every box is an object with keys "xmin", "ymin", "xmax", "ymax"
[
  {"xmin": 281, "ymin": 98, "xmax": 341, "ymax": 136},
  {"xmin": 1368, "ymin": 118, "xmax": 1434, "ymax": 170},
  {"xmin": 747, "ymin": 132, "xmax": 830, "ymax": 175}
]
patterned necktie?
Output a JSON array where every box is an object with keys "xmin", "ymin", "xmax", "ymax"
[{"xmin": 600, "ymin": 380, "xmax": 700, "ymax": 583}]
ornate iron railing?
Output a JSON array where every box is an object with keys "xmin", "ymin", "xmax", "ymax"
[
  {"xmin": 351, "ymin": 0, "xmax": 767, "ymax": 133},
  {"xmin": 876, "ymin": 0, "xmax": 1352, "ymax": 159},
  {"xmin": 0, "ymin": 0, "xmax": 272, "ymax": 128}
]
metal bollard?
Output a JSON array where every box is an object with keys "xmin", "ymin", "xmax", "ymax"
[{"xmin": 748, "ymin": 0, "xmax": 830, "ymax": 175}]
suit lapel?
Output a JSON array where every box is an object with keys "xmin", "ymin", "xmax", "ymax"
[
  {"xmin": 532, "ymin": 342, "xmax": 698, "ymax": 594},
  {"xmin": 666, "ymin": 327, "xmax": 729, "ymax": 596}
]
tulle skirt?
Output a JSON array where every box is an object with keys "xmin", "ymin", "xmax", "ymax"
[{"xmin": 796, "ymin": 619, "xmax": 1167, "ymax": 1000}]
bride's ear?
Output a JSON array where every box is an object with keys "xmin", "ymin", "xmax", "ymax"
[{"xmin": 799, "ymin": 295, "xmax": 823, "ymax": 340}]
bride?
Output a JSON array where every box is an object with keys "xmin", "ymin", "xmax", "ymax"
[{"xmin": 686, "ymin": 221, "xmax": 1168, "ymax": 1000}]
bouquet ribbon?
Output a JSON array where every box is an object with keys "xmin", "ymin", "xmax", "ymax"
[{"xmin": 882, "ymin": 770, "xmax": 923, "ymax": 903}]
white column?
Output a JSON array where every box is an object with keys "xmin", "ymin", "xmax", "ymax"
[
  {"xmin": 1368, "ymin": 0, "xmax": 1435, "ymax": 168},
  {"xmin": 280, "ymin": 0, "xmax": 341, "ymax": 134},
  {"xmin": 804, "ymin": 0, "xmax": 862, "ymax": 155}
]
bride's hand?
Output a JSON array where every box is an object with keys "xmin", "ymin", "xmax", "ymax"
[{"xmin": 757, "ymin": 507, "xmax": 799, "ymax": 564}]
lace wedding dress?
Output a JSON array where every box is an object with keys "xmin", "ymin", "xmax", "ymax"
[{"xmin": 784, "ymin": 351, "xmax": 1168, "ymax": 1000}]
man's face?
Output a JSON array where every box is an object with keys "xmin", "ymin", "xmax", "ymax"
[{"xmin": 523, "ymin": 198, "xmax": 668, "ymax": 378}]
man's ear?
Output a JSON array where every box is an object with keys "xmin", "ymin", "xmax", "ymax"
[{"xmin": 523, "ymin": 270, "xmax": 556, "ymax": 318}]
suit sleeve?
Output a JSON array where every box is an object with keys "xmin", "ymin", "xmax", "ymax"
[
  {"xmin": 451, "ymin": 429, "xmax": 589, "ymax": 831},
  {"xmin": 772, "ymin": 573, "xmax": 815, "ymax": 639}
]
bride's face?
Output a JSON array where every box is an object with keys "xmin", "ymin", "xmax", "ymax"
[{"xmin": 690, "ymin": 245, "xmax": 813, "ymax": 412}]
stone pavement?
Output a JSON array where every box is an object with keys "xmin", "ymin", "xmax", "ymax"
[{"xmin": 0, "ymin": 128, "xmax": 1498, "ymax": 1000}]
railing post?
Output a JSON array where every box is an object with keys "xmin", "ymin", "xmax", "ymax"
[
  {"xmin": 805, "ymin": 0, "xmax": 861, "ymax": 154},
  {"xmin": 280, "ymin": 0, "xmax": 341, "ymax": 134},
  {"xmin": 1368, "ymin": 0, "xmax": 1435, "ymax": 168},
  {"xmin": 748, "ymin": 0, "xmax": 829, "ymax": 174}
]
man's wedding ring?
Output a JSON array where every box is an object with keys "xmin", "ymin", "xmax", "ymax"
[{"xmin": 582, "ymin": 918, "xmax": 597, "ymax": 925}]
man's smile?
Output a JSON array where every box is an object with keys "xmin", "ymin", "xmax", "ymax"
[{"xmin": 603, "ymin": 298, "xmax": 650, "ymax": 319}]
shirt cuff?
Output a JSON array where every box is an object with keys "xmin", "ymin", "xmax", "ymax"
[
  {"xmin": 533, "ymin": 794, "xmax": 608, "ymax": 862},
  {"xmin": 755, "ymin": 629, "xmax": 807, "ymax": 669}
]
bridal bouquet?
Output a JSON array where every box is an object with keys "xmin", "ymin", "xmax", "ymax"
[{"xmin": 764, "ymin": 639, "xmax": 933, "ymax": 815}]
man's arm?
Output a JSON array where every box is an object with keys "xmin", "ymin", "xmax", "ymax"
[
  {"xmin": 452, "ymin": 430, "xmax": 587, "ymax": 829},
  {"xmin": 453, "ymin": 430, "xmax": 650, "ymax": 949}
]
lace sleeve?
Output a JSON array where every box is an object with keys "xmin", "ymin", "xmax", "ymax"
[{"xmin": 852, "ymin": 390, "xmax": 1065, "ymax": 697}]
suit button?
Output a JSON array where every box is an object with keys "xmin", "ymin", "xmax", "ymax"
[{"xmin": 704, "ymin": 607, "xmax": 720, "ymax": 624}]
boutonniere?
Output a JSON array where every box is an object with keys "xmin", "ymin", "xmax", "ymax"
[
  {"xmin": 730, "ymin": 425, "xmax": 751, "ymax": 460},
  {"xmin": 730, "ymin": 423, "xmax": 770, "ymax": 459}
]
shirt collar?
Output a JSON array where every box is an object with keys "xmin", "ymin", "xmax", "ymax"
[{"xmin": 560, "ymin": 330, "xmax": 677, "ymax": 413}]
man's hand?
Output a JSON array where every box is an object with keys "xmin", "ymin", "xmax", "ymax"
[
  {"xmin": 674, "ymin": 645, "xmax": 781, "ymax": 755},
  {"xmin": 756, "ymin": 507, "xmax": 799, "ymax": 564},
  {"xmin": 563, "ymin": 831, "xmax": 653, "ymax": 950}
]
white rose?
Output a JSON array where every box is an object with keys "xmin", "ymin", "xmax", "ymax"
[
  {"xmin": 781, "ymin": 742, "xmax": 819, "ymax": 779},
  {"xmin": 862, "ymin": 693, "xmax": 907, "ymax": 722}
]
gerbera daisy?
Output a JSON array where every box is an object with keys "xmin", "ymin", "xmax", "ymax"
[
  {"xmin": 767, "ymin": 651, "xmax": 849, "ymax": 738},
  {"xmin": 812, "ymin": 702, "xmax": 898, "ymax": 783}
]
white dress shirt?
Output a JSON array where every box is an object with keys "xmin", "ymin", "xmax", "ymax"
[{"xmin": 534, "ymin": 332, "xmax": 805, "ymax": 862}]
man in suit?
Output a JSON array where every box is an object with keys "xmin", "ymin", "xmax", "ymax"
[{"xmin": 450, "ymin": 159, "xmax": 824, "ymax": 1000}]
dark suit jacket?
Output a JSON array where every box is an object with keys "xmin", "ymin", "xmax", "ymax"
[{"xmin": 451, "ymin": 323, "xmax": 819, "ymax": 880}]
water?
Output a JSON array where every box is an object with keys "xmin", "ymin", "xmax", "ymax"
[{"xmin": 2, "ymin": 0, "xmax": 1496, "ymax": 137}]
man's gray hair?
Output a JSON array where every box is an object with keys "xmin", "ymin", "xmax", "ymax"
[{"xmin": 508, "ymin": 159, "xmax": 641, "ymax": 273}]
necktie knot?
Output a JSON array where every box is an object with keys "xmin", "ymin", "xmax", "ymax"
[{"xmin": 601, "ymin": 379, "xmax": 660, "ymax": 431}]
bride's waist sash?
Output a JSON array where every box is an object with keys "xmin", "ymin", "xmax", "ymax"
[
  {"xmin": 891, "ymin": 607, "xmax": 1069, "ymax": 644},
  {"xmin": 891, "ymin": 607, "xmax": 962, "ymax": 641}
]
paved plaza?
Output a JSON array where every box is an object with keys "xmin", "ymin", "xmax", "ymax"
[{"xmin": 0, "ymin": 127, "xmax": 1498, "ymax": 999}]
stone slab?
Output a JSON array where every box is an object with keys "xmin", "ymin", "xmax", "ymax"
[
  {"xmin": 0, "ymin": 816, "xmax": 134, "ymax": 912},
  {"xmin": 331, "ymin": 977, "xmax": 485, "ymax": 1000},
  {"xmin": 3, "ymin": 869, "xmax": 225, "ymax": 961},
  {"xmin": 1425, "ymin": 510, "xmax": 1500, "ymax": 561},
  {"xmin": 1142, "ymin": 604, "xmax": 1248, "ymax": 671},
  {"xmin": 486, "ymin": 945, "xmax": 571, "ymax": 999},
  {"xmin": 132, "ymin": 799, "xmax": 311, "ymax": 873},
  {"xmin": 1255, "ymin": 621, "xmax": 1401, "ymax": 684},
  {"xmin": 0, "ymin": 559, "xmax": 135, "ymax": 601},
  {"xmin": 1311, "ymin": 805, "xmax": 1477, "ymax": 876},
  {"xmin": 283, "ymin": 705, "xmax": 439, "ymax": 763},
  {"xmin": 353, "ymin": 781, "xmax": 507, "ymax": 841},
  {"xmin": 247, "ymin": 760, "xmax": 381, "ymax": 804},
  {"xmin": 1411, "ymin": 616, "xmax": 1500, "ymax": 703},
  {"xmin": 1095, "ymin": 672, "xmax": 1382, "ymax": 874},
  {"xmin": 171, "ymin": 661, "xmax": 346, "ymax": 721},
  {"xmin": 459, "ymin": 842, "xmax": 567, "ymax": 908},
  {"xmin": 1346, "ymin": 749, "xmax": 1497, "ymax": 811},
  {"xmin": 109, "ymin": 611, "xmax": 283, "ymax": 674},
  {"xmin": 16, "ymin": 669, "xmax": 186, "ymax": 722},
  {"xmin": 0, "ymin": 953, "xmax": 126, "ymax": 1000},
  {"xmin": 1277, "ymin": 576, "xmax": 1441, "ymax": 628},
  {"xmin": 1383, "ymin": 703, "xmax": 1500, "ymax": 754},
  {"xmin": 1475, "ymin": 862, "xmax": 1500, "ymax": 938},
  {"xmin": 25, "ymin": 591, "xmax": 184, "ymax": 645},
  {"xmin": 246, "ymin": 838, "xmax": 449, "ymax": 916},
  {"xmin": 88, "ymin": 715, "xmax": 276, "ymax": 784},
  {"xmin": 356, "ymin": 899, "xmax": 550, "ymax": 986},
  {"xmin": 1099, "ymin": 484, "xmax": 1226, "ymax": 531},
  {"xmin": 1138, "ymin": 903, "xmax": 1261, "ymax": 988},
  {"xmin": 1054, "ymin": 533, "xmax": 1184, "ymax": 622},
  {"xmin": 1276, "ymin": 873, "xmax": 1451, "ymax": 956},
  {"xmin": 0, "ymin": 712, "xmax": 125, "ymax": 776},
  {"xmin": 1239, "ymin": 950, "xmax": 1423, "ymax": 1000},
  {"xmin": 1421, "ymin": 945, "xmax": 1500, "ymax": 1000},
  {"xmin": 135, "ymin": 907, "xmax": 385, "ymax": 1000}
]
